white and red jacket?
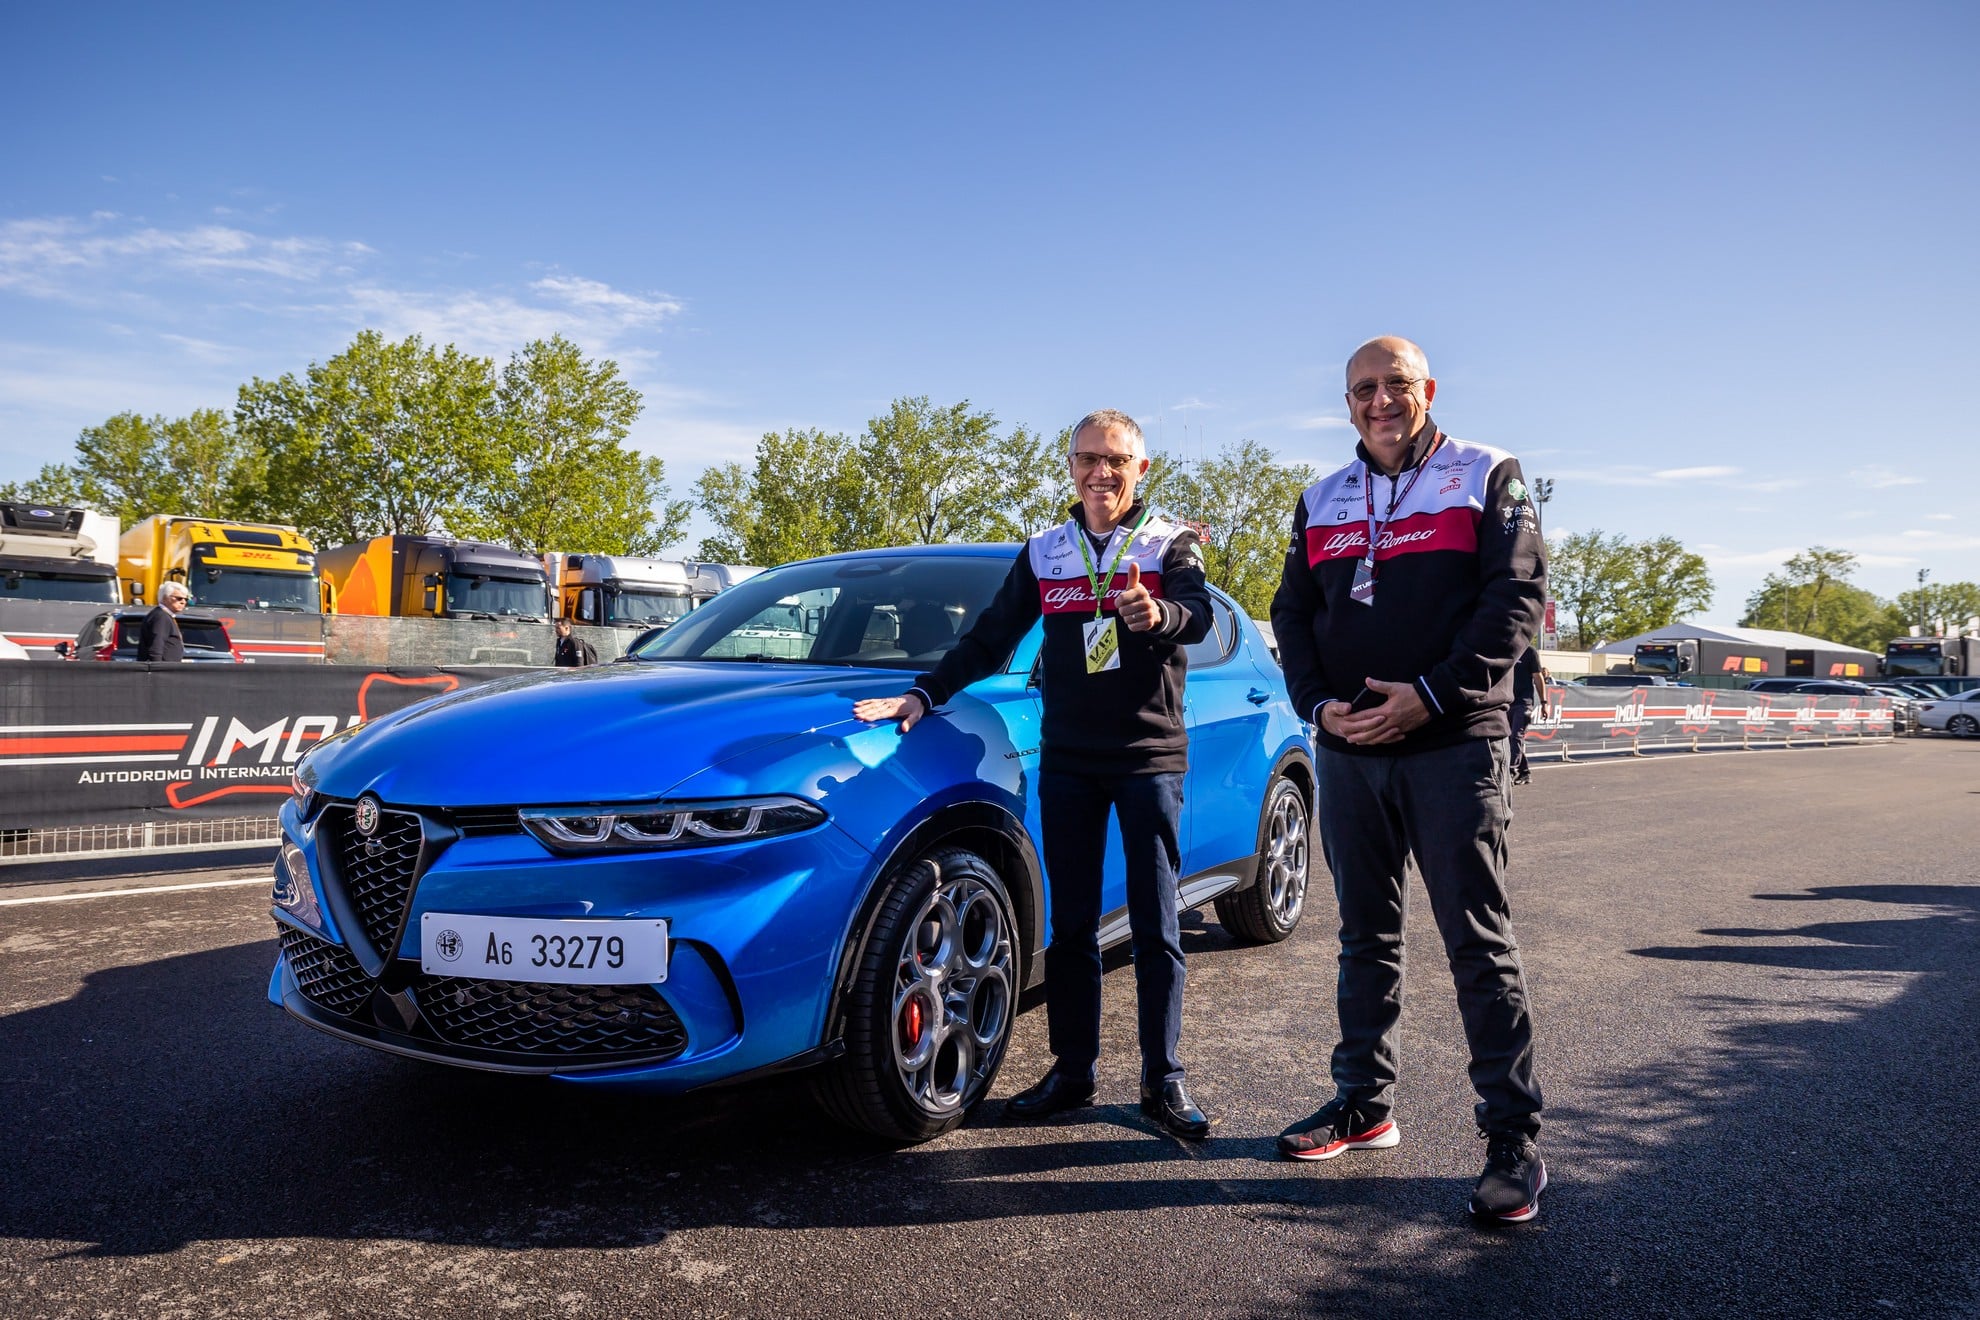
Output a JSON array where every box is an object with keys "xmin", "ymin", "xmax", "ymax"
[
  {"xmin": 1270, "ymin": 424, "xmax": 1546, "ymax": 755},
  {"xmin": 912, "ymin": 502, "xmax": 1211, "ymax": 775}
]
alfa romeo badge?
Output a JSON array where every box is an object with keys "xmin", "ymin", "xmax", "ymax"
[{"xmin": 354, "ymin": 795, "xmax": 380, "ymax": 836}]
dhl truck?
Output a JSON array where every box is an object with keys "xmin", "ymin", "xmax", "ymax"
[
  {"xmin": 547, "ymin": 553, "xmax": 696, "ymax": 629},
  {"xmin": 119, "ymin": 515, "xmax": 325, "ymax": 612},
  {"xmin": 320, "ymin": 535, "xmax": 552, "ymax": 621},
  {"xmin": 0, "ymin": 501, "xmax": 121, "ymax": 605}
]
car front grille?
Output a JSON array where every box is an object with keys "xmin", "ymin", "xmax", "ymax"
[
  {"xmin": 413, "ymin": 976, "xmax": 689, "ymax": 1062},
  {"xmin": 444, "ymin": 806, "xmax": 524, "ymax": 837},
  {"xmin": 278, "ymin": 923, "xmax": 372, "ymax": 1018},
  {"xmin": 321, "ymin": 804, "xmax": 424, "ymax": 956}
]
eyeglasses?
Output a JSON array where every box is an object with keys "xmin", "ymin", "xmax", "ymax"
[
  {"xmin": 1347, "ymin": 375, "xmax": 1424, "ymax": 403},
  {"xmin": 1072, "ymin": 452, "xmax": 1137, "ymax": 473}
]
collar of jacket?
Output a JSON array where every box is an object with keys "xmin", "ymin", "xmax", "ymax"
[
  {"xmin": 1067, "ymin": 499, "xmax": 1148, "ymax": 535},
  {"xmin": 1354, "ymin": 420, "xmax": 1444, "ymax": 478}
]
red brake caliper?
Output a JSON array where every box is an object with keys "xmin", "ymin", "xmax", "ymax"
[{"xmin": 903, "ymin": 997, "xmax": 924, "ymax": 1046}]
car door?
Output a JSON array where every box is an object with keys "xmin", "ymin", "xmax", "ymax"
[{"xmin": 1180, "ymin": 593, "xmax": 1271, "ymax": 877}]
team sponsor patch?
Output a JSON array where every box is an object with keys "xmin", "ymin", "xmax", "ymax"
[
  {"xmin": 1507, "ymin": 477, "xmax": 1529, "ymax": 503},
  {"xmin": 1306, "ymin": 507, "xmax": 1478, "ymax": 565}
]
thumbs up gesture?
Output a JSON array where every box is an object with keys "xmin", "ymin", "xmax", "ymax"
[{"xmin": 1116, "ymin": 561, "xmax": 1161, "ymax": 633}]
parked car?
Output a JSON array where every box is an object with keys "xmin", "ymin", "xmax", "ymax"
[
  {"xmin": 0, "ymin": 634, "xmax": 30, "ymax": 661},
  {"xmin": 1744, "ymin": 677, "xmax": 1817, "ymax": 693},
  {"xmin": 53, "ymin": 608, "xmax": 243, "ymax": 662},
  {"xmin": 1915, "ymin": 689, "xmax": 1980, "ymax": 737},
  {"xmin": 1573, "ymin": 674, "xmax": 1675, "ymax": 687},
  {"xmin": 270, "ymin": 544, "xmax": 1317, "ymax": 1142}
]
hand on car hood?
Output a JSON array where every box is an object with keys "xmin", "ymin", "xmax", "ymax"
[{"xmin": 310, "ymin": 662, "xmax": 911, "ymax": 808}]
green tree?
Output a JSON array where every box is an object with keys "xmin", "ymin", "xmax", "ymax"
[
  {"xmin": 1896, "ymin": 580, "xmax": 1980, "ymax": 633},
  {"xmin": 451, "ymin": 335, "xmax": 689, "ymax": 555},
  {"xmin": 1164, "ymin": 439, "xmax": 1316, "ymax": 618},
  {"xmin": 858, "ymin": 397, "xmax": 1071, "ymax": 545},
  {"xmin": 1547, "ymin": 529, "xmax": 1715, "ymax": 648},
  {"xmin": 237, "ymin": 330, "xmax": 502, "ymax": 545},
  {"xmin": 0, "ymin": 410, "xmax": 264, "ymax": 526},
  {"xmin": 693, "ymin": 427, "xmax": 870, "ymax": 566},
  {"xmin": 0, "ymin": 463, "xmax": 85, "ymax": 507},
  {"xmin": 1741, "ymin": 547, "xmax": 1906, "ymax": 650}
]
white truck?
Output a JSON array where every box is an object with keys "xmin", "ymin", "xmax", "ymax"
[
  {"xmin": 0, "ymin": 501, "xmax": 122, "ymax": 606},
  {"xmin": 551, "ymin": 554, "xmax": 699, "ymax": 630}
]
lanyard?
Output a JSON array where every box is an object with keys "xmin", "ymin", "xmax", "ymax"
[
  {"xmin": 1073, "ymin": 508, "xmax": 1150, "ymax": 619},
  {"xmin": 1362, "ymin": 435, "xmax": 1441, "ymax": 570}
]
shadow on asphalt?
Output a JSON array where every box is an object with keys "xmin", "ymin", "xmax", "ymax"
[{"xmin": 2, "ymin": 887, "xmax": 1976, "ymax": 1318}]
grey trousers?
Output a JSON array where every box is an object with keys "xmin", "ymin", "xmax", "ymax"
[{"xmin": 1314, "ymin": 737, "xmax": 1543, "ymax": 1135}]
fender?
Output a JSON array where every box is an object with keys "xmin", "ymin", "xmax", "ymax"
[{"xmin": 820, "ymin": 796, "xmax": 1045, "ymax": 1049}]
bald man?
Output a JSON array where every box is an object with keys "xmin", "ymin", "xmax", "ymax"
[{"xmin": 1270, "ymin": 337, "xmax": 1550, "ymax": 1223}]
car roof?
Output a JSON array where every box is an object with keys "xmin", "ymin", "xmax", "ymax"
[{"xmin": 799, "ymin": 544, "xmax": 1024, "ymax": 564}]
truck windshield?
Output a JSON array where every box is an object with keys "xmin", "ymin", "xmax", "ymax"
[
  {"xmin": 1, "ymin": 570, "xmax": 120, "ymax": 604},
  {"xmin": 608, "ymin": 590, "xmax": 693, "ymax": 626},
  {"xmin": 192, "ymin": 567, "xmax": 319, "ymax": 611},
  {"xmin": 1634, "ymin": 646, "xmax": 1679, "ymax": 676},
  {"xmin": 1884, "ymin": 649, "xmax": 1942, "ymax": 677},
  {"xmin": 445, "ymin": 574, "xmax": 546, "ymax": 620}
]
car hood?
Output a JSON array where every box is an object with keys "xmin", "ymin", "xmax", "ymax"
[{"xmin": 310, "ymin": 661, "xmax": 910, "ymax": 808}]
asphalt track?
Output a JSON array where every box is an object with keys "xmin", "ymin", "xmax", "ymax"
[{"xmin": 2, "ymin": 738, "xmax": 1976, "ymax": 1318}]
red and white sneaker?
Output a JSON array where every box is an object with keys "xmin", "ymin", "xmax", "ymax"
[
  {"xmin": 1277, "ymin": 1099, "xmax": 1401, "ymax": 1162},
  {"xmin": 1471, "ymin": 1131, "xmax": 1547, "ymax": 1223}
]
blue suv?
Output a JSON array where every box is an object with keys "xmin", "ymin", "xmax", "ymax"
[{"xmin": 271, "ymin": 545, "xmax": 1315, "ymax": 1142}]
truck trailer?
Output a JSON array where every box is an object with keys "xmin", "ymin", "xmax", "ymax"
[
  {"xmin": 1633, "ymin": 637, "xmax": 1785, "ymax": 679},
  {"xmin": 0, "ymin": 501, "xmax": 121, "ymax": 605},
  {"xmin": 551, "ymin": 553, "xmax": 696, "ymax": 629},
  {"xmin": 321, "ymin": 535, "xmax": 552, "ymax": 621},
  {"xmin": 119, "ymin": 515, "xmax": 324, "ymax": 612},
  {"xmin": 1885, "ymin": 635, "xmax": 1980, "ymax": 677}
]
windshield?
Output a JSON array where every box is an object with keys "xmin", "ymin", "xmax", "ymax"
[
  {"xmin": 1884, "ymin": 649, "xmax": 1941, "ymax": 677},
  {"xmin": 630, "ymin": 553, "xmax": 1010, "ymax": 667},
  {"xmin": 191, "ymin": 567, "xmax": 318, "ymax": 611},
  {"xmin": 445, "ymin": 574, "xmax": 547, "ymax": 620},
  {"xmin": 607, "ymin": 589, "xmax": 694, "ymax": 627},
  {"xmin": 1, "ymin": 570, "xmax": 120, "ymax": 604},
  {"xmin": 1634, "ymin": 647, "xmax": 1678, "ymax": 676}
]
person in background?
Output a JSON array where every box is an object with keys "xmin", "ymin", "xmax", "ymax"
[
  {"xmin": 1510, "ymin": 647, "xmax": 1546, "ymax": 785},
  {"xmin": 139, "ymin": 581, "xmax": 190, "ymax": 662},
  {"xmin": 554, "ymin": 618, "xmax": 597, "ymax": 667}
]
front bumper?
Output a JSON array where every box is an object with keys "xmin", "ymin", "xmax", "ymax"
[{"xmin": 266, "ymin": 794, "xmax": 875, "ymax": 1090}]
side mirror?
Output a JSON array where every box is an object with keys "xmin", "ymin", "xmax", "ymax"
[
  {"xmin": 53, "ymin": 641, "xmax": 73, "ymax": 659},
  {"xmin": 1678, "ymin": 657, "xmax": 1693, "ymax": 673},
  {"xmin": 129, "ymin": 583, "xmax": 145, "ymax": 603}
]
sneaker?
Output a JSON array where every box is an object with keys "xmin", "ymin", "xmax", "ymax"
[
  {"xmin": 1471, "ymin": 1131, "xmax": 1547, "ymax": 1223},
  {"xmin": 1277, "ymin": 1098, "xmax": 1401, "ymax": 1162}
]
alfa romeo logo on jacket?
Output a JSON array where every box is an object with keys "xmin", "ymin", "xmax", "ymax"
[{"xmin": 354, "ymin": 795, "xmax": 380, "ymax": 836}]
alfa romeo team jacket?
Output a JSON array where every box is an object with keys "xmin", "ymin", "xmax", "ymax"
[
  {"xmin": 1270, "ymin": 422, "xmax": 1546, "ymax": 756},
  {"xmin": 911, "ymin": 502, "xmax": 1212, "ymax": 775}
]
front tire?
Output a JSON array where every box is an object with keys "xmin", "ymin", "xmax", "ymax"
[
  {"xmin": 1214, "ymin": 774, "xmax": 1311, "ymax": 944},
  {"xmin": 1950, "ymin": 714, "xmax": 1979, "ymax": 738},
  {"xmin": 811, "ymin": 847, "xmax": 1018, "ymax": 1142}
]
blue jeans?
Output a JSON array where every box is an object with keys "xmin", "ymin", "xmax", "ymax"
[{"xmin": 1038, "ymin": 769, "xmax": 1187, "ymax": 1085}]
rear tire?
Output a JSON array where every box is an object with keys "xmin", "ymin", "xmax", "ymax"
[
  {"xmin": 811, "ymin": 847, "xmax": 1018, "ymax": 1142},
  {"xmin": 1950, "ymin": 714, "xmax": 1979, "ymax": 738},
  {"xmin": 1214, "ymin": 775, "xmax": 1311, "ymax": 944}
]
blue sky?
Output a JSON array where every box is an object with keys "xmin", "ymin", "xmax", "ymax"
[{"xmin": 3, "ymin": 2, "xmax": 1975, "ymax": 624}]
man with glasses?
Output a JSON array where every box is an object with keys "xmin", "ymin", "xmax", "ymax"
[
  {"xmin": 139, "ymin": 580, "xmax": 190, "ymax": 662},
  {"xmin": 1270, "ymin": 337, "xmax": 1550, "ymax": 1223},
  {"xmin": 853, "ymin": 409, "xmax": 1217, "ymax": 1138}
]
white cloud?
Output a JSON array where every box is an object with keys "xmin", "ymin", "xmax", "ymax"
[
  {"xmin": 1652, "ymin": 465, "xmax": 1741, "ymax": 480},
  {"xmin": 1169, "ymin": 396, "xmax": 1214, "ymax": 412},
  {"xmin": 530, "ymin": 275, "xmax": 681, "ymax": 327},
  {"xmin": 0, "ymin": 214, "xmax": 371, "ymax": 299},
  {"xmin": 1848, "ymin": 465, "xmax": 1924, "ymax": 489},
  {"xmin": 1292, "ymin": 415, "xmax": 1353, "ymax": 431},
  {"xmin": 1924, "ymin": 513, "xmax": 1955, "ymax": 521}
]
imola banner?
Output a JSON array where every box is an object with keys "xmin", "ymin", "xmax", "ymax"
[
  {"xmin": 1522, "ymin": 683, "xmax": 1896, "ymax": 758},
  {"xmin": 0, "ymin": 664, "xmax": 528, "ymax": 829}
]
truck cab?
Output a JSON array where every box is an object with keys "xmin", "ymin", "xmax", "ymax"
[
  {"xmin": 321, "ymin": 535, "xmax": 551, "ymax": 621},
  {"xmin": 556, "ymin": 554, "xmax": 696, "ymax": 630},
  {"xmin": 0, "ymin": 502, "xmax": 122, "ymax": 605},
  {"xmin": 119, "ymin": 515, "xmax": 323, "ymax": 613}
]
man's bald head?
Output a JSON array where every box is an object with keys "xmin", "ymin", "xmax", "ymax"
[{"xmin": 1346, "ymin": 336, "xmax": 1429, "ymax": 386}]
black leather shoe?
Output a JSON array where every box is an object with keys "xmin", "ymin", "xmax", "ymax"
[
  {"xmin": 1139, "ymin": 1079, "xmax": 1210, "ymax": 1139},
  {"xmin": 1006, "ymin": 1067, "xmax": 1096, "ymax": 1120}
]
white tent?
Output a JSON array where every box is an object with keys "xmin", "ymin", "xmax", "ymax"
[{"xmin": 1592, "ymin": 623, "xmax": 1881, "ymax": 658}]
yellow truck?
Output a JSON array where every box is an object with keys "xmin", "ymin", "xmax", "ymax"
[
  {"xmin": 319, "ymin": 535, "xmax": 552, "ymax": 621},
  {"xmin": 118, "ymin": 515, "xmax": 327, "ymax": 613}
]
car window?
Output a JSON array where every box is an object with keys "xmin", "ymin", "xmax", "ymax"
[
  {"xmin": 181, "ymin": 621, "xmax": 231, "ymax": 651},
  {"xmin": 1183, "ymin": 596, "xmax": 1239, "ymax": 669}
]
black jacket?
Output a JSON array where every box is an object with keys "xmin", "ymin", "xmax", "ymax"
[
  {"xmin": 138, "ymin": 605, "xmax": 184, "ymax": 662},
  {"xmin": 911, "ymin": 503, "xmax": 1212, "ymax": 775},
  {"xmin": 1270, "ymin": 422, "xmax": 1546, "ymax": 755},
  {"xmin": 555, "ymin": 634, "xmax": 598, "ymax": 667}
]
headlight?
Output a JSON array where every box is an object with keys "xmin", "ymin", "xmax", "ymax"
[
  {"xmin": 291, "ymin": 723, "xmax": 360, "ymax": 813},
  {"xmin": 521, "ymin": 796, "xmax": 826, "ymax": 855},
  {"xmin": 273, "ymin": 841, "xmax": 323, "ymax": 929}
]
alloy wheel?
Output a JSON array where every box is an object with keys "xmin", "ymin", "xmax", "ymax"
[
  {"xmin": 1261, "ymin": 784, "xmax": 1309, "ymax": 927},
  {"xmin": 890, "ymin": 866, "xmax": 1014, "ymax": 1115}
]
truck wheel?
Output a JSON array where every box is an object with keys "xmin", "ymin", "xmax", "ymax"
[
  {"xmin": 812, "ymin": 847, "xmax": 1018, "ymax": 1142},
  {"xmin": 1950, "ymin": 714, "xmax": 1979, "ymax": 738},
  {"xmin": 1214, "ymin": 775, "xmax": 1311, "ymax": 944}
]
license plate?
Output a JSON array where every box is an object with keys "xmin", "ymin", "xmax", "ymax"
[{"xmin": 420, "ymin": 913, "xmax": 669, "ymax": 985}]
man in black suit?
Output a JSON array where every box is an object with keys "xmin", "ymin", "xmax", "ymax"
[{"xmin": 138, "ymin": 581, "xmax": 189, "ymax": 661}]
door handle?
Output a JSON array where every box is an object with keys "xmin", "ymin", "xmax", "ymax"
[{"xmin": 1246, "ymin": 688, "xmax": 1271, "ymax": 705}]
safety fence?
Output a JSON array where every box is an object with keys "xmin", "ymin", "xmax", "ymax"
[{"xmin": 1522, "ymin": 683, "xmax": 1896, "ymax": 759}]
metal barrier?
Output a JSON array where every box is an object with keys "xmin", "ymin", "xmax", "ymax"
[{"xmin": 1, "ymin": 815, "xmax": 281, "ymax": 865}]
